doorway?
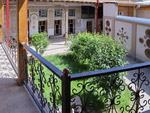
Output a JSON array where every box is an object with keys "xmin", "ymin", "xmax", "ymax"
[
  {"xmin": 38, "ymin": 20, "xmax": 47, "ymax": 33},
  {"xmin": 68, "ymin": 19, "xmax": 75, "ymax": 34},
  {"xmin": 86, "ymin": 21, "xmax": 92, "ymax": 33},
  {"xmin": 54, "ymin": 20, "xmax": 62, "ymax": 36}
]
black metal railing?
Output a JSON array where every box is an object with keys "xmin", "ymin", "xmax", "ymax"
[
  {"xmin": 22, "ymin": 45, "xmax": 150, "ymax": 113},
  {"xmin": 23, "ymin": 45, "xmax": 64, "ymax": 113},
  {"xmin": 1, "ymin": 25, "xmax": 17, "ymax": 74},
  {"xmin": 69, "ymin": 63, "xmax": 150, "ymax": 113}
]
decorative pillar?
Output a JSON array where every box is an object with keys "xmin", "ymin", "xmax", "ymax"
[
  {"xmin": 17, "ymin": 0, "xmax": 28, "ymax": 85},
  {"xmin": 0, "ymin": 0, "xmax": 4, "ymax": 43},
  {"xmin": 65, "ymin": 7, "xmax": 68, "ymax": 44},
  {"xmin": 96, "ymin": 0, "xmax": 100, "ymax": 33},
  {"xmin": 6, "ymin": 0, "xmax": 10, "ymax": 30},
  {"xmin": 96, "ymin": 5, "xmax": 99, "ymax": 33}
]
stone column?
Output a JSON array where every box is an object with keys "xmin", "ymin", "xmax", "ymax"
[{"xmin": 65, "ymin": 7, "xmax": 68, "ymax": 44}]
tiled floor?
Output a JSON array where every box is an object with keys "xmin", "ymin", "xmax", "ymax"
[{"xmin": 0, "ymin": 44, "xmax": 40, "ymax": 113}]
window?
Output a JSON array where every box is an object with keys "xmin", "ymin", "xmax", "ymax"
[
  {"xmin": 55, "ymin": 9, "xmax": 62, "ymax": 17},
  {"xmin": 68, "ymin": 19, "xmax": 75, "ymax": 34},
  {"xmin": 39, "ymin": 9, "xmax": 47, "ymax": 17},
  {"xmin": 38, "ymin": 20, "xmax": 47, "ymax": 33},
  {"xmin": 54, "ymin": 20, "xmax": 62, "ymax": 35},
  {"xmin": 81, "ymin": 6, "xmax": 95, "ymax": 19},
  {"xmin": 69, "ymin": 9, "xmax": 75, "ymax": 16}
]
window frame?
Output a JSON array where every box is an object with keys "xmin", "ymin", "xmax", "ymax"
[
  {"xmin": 81, "ymin": 6, "xmax": 95, "ymax": 19},
  {"xmin": 69, "ymin": 9, "xmax": 75, "ymax": 17},
  {"xmin": 68, "ymin": 19, "xmax": 75, "ymax": 34},
  {"xmin": 55, "ymin": 9, "xmax": 63, "ymax": 17},
  {"xmin": 38, "ymin": 20, "xmax": 47, "ymax": 33},
  {"xmin": 39, "ymin": 9, "xmax": 48, "ymax": 18}
]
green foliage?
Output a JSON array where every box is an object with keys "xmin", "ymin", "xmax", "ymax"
[
  {"xmin": 69, "ymin": 32, "xmax": 129, "ymax": 91},
  {"xmin": 31, "ymin": 32, "xmax": 50, "ymax": 55},
  {"xmin": 45, "ymin": 53, "xmax": 89, "ymax": 74}
]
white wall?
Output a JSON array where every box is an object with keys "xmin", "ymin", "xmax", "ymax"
[
  {"xmin": 137, "ymin": 10, "xmax": 150, "ymax": 19},
  {"xmin": 48, "ymin": 8, "xmax": 54, "ymax": 36},
  {"xmin": 104, "ymin": 19, "xmax": 112, "ymax": 36},
  {"xmin": 10, "ymin": 9, "xmax": 17, "ymax": 33},
  {"xmin": 103, "ymin": 3, "xmax": 118, "ymax": 17},
  {"xmin": 29, "ymin": 13, "xmax": 39, "ymax": 36},
  {"xmin": 74, "ymin": 7, "xmax": 81, "ymax": 34},
  {"xmin": 136, "ymin": 24, "xmax": 150, "ymax": 62},
  {"xmin": 115, "ymin": 21, "xmax": 132, "ymax": 52}
]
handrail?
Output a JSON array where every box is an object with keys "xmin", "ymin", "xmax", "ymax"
[
  {"xmin": 24, "ymin": 45, "xmax": 63, "ymax": 78},
  {"xmin": 70, "ymin": 62, "xmax": 150, "ymax": 80},
  {"xmin": 22, "ymin": 43, "xmax": 150, "ymax": 113}
]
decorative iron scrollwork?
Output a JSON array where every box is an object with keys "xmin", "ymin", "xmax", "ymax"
[
  {"xmin": 71, "ymin": 69, "xmax": 150, "ymax": 113},
  {"xmin": 71, "ymin": 79, "xmax": 99, "ymax": 113},
  {"xmin": 25, "ymin": 55, "xmax": 62, "ymax": 113},
  {"xmin": 122, "ymin": 69, "xmax": 150, "ymax": 113}
]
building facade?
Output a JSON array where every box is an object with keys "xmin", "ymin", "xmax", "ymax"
[
  {"xmin": 8, "ymin": 1, "xmax": 103, "ymax": 38},
  {"xmin": 6, "ymin": 0, "xmax": 150, "ymax": 62}
]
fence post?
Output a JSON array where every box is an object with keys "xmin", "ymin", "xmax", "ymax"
[{"xmin": 62, "ymin": 68, "xmax": 71, "ymax": 113}]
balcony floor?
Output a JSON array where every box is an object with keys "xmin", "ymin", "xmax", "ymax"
[{"xmin": 0, "ymin": 44, "xmax": 40, "ymax": 113}]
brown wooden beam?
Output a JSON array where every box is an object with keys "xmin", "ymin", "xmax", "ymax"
[
  {"xmin": 17, "ymin": 0, "xmax": 28, "ymax": 85},
  {"xmin": 137, "ymin": 6, "xmax": 150, "ymax": 10},
  {"xmin": 118, "ymin": 4, "xmax": 136, "ymax": 7},
  {"xmin": 0, "ymin": 0, "xmax": 4, "ymax": 43}
]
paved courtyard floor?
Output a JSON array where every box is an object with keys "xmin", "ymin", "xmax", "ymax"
[
  {"xmin": 36, "ymin": 36, "xmax": 70, "ymax": 56},
  {"xmin": 0, "ymin": 44, "xmax": 40, "ymax": 113}
]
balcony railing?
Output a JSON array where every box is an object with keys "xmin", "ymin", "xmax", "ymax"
[
  {"xmin": 22, "ymin": 44, "xmax": 150, "ymax": 113},
  {"xmin": 1, "ymin": 26, "xmax": 18, "ymax": 74}
]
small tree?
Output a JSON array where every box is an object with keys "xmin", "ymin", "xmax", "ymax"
[
  {"xmin": 69, "ymin": 32, "xmax": 129, "ymax": 94},
  {"xmin": 31, "ymin": 32, "xmax": 50, "ymax": 55}
]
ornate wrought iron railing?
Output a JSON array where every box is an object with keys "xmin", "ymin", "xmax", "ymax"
[
  {"xmin": 1, "ymin": 25, "xmax": 17, "ymax": 74},
  {"xmin": 69, "ymin": 63, "xmax": 150, "ymax": 113},
  {"xmin": 23, "ymin": 45, "xmax": 64, "ymax": 113},
  {"xmin": 22, "ymin": 44, "xmax": 150, "ymax": 113}
]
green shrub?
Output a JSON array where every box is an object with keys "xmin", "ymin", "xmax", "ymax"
[
  {"xmin": 69, "ymin": 32, "xmax": 129, "ymax": 92},
  {"xmin": 31, "ymin": 32, "xmax": 50, "ymax": 55}
]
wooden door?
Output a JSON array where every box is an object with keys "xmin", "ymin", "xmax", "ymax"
[
  {"xmin": 54, "ymin": 20, "xmax": 62, "ymax": 36},
  {"xmin": 87, "ymin": 21, "xmax": 92, "ymax": 33},
  {"xmin": 38, "ymin": 20, "xmax": 47, "ymax": 33}
]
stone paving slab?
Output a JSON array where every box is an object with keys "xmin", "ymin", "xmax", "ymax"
[
  {"xmin": 30, "ymin": 36, "xmax": 70, "ymax": 56},
  {"xmin": 0, "ymin": 44, "xmax": 40, "ymax": 113}
]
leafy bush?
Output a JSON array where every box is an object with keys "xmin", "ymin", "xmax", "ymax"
[
  {"xmin": 31, "ymin": 32, "xmax": 50, "ymax": 55},
  {"xmin": 69, "ymin": 32, "xmax": 129, "ymax": 91}
]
